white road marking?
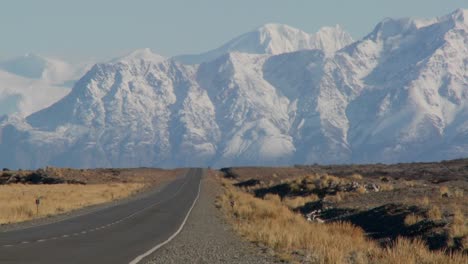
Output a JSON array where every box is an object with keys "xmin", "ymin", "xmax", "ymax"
[
  {"xmin": 129, "ymin": 172, "xmax": 202, "ymax": 264},
  {"xmin": 0, "ymin": 172, "xmax": 193, "ymax": 249}
]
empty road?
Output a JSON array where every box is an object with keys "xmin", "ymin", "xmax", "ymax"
[{"xmin": 0, "ymin": 168, "xmax": 203, "ymax": 264}]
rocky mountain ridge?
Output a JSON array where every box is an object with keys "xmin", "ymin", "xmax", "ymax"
[{"xmin": 1, "ymin": 9, "xmax": 467, "ymax": 168}]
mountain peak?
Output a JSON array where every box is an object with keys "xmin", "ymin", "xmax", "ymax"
[
  {"xmin": 114, "ymin": 48, "xmax": 165, "ymax": 65},
  {"xmin": 366, "ymin": 8, "xmax": 468, "ymax": 42},
  {"xmin": 450, "ymin": 8, "xmax": 468, "ymax": 24},
  {"xmin": 256, "ymin": 23, "xmax": 304, "ymax": 35},
  {"xmin": 313, "ymin": 24, "xmax": 354, "ymax": 54},
  {"xmin": 174, "ymin": 23, "xmax": 353, "ymax": 64}
]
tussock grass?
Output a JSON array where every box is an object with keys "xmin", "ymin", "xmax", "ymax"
[
  {"xmin": 450, "ymin": 208, "xmax": 467, "ymax": 238},
  {"xmin": 350, "ymin": 174, "xmax": 363, "ymax": 180},
  {"xmin": 454, "ymin": 188, "xmax": 464, "ymax": 198},
  {"xmin": 420, "ymin": 196, "xmax": 431, "ymax": 207},
  {"xmin": 356, "ymin": 186, "xmax": 367, "ymax": 194},
  {"xmin": 404, "ymin": 213, "xmax": 424, "ymax": 226},
  {"xmin": 217, "ymin": 178, "xmax": 467, "ymax": 264},
  {"xmin": 427, "ymin": 205, "xmax": 443, "ymax": 221},
  {"xmin": 440, "ymin": 186, "xmax": 450, "ymax": 197},
  {"xmin": 324, "ymin": 192, "xmax": 344, "ymax": 203},
  {"xmin": 283, "ymin": 195, "xmax": 319, "ymax": 209},
  {"xmin": 0, "ymin": 183, "xmax": 144, "ymax": 224},
  {"xmin": 380, "ymin": 183, "xmax": 394, "ymax": 191},
  {"xmin": 461, "ymin": 236, "xmax": 468, "ymax": 251}
]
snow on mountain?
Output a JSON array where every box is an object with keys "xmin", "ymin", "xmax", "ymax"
[
  {"xmin": 174, "ymin": 23, "xmax": 353, "ymax": 64},
  {"xmin": 0, "ymin": 54, "xmax": 92, "ymax": 116},
  {"xmin": 197, "ymin": 52, "xmax": 294, "ymax": 166},
  {"xmin": 333, "ymin": 8, "xmax": 468, "ymax": 163},
  {"xmin": 110, "ymin": 48, "xmax": 166, "ymax": 65},
  {"xmin": 1, "ymin": 9, "xmax": 467, "ymax": 169}
]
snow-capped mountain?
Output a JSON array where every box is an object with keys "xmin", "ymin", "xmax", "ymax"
[
  {"xmin": 0, "ymin": 9, "xmax": 467, "ymax": 169},
  {"xmin": 174, "ymin": 24, "xmax": 354, "ymax": 64},
  {"xmin": 0, "ymin": 54, "xmax": 91, "ymax": 116}
]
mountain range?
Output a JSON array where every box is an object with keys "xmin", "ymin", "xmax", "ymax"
[{"xmin": 0, "ymin": 9, "xmax": 467, "ymax": 169}]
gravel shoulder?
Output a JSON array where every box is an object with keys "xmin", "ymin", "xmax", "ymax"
[{"xmin": 145, "ymin": 174, "xmax": 281, "ymax": 264}]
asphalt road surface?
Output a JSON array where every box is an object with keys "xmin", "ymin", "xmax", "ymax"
[{"xmin": 0, "ymin": 168, "xmax": 203, "ymax": 264}]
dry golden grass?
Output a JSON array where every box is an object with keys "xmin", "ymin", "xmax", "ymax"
[
  {"xmin": 404, "ymin": 213, "xmax": 424, "ymax": 226},
  {"xmin": 450, "ymin": 208, "xmax": 467, "ymax": 238},
  {"xmin": 454, "ymin": 188, "xmax": 464, "ymax": 198},
  {"xmin": 0, "ymin": 183, "xmax": 144, "ymax": 224},
  {"xmin": 420, "ymin": 196, "xmax": 431, "ymax": 207},
  {"xmin": 217, "ymin": 177, "xmax": 467, "ymax": 264},
  {"xmin": 427, "ymin": 205, "xmax": 443, "ymax": 221},
  {"xmin": 350, "ymin": 173, "xmax": 363, "ymax": 180},
  {"xmin": 381, "ymin": 238, "xmax": 466, "ymax": 264},
  {"xmin": 461, "ymin": 236, "xmax": 468, "ymax": 251},
  {"xmin": 380, "ymin": 183, "xmax": 394, "ymax": 192},
  {"xmin": 356, "ymin": 185, "xmax": 367, "ymax": 194},
  {"xmin": 263, "ymin": 193, "xmax": 282, "ymax": 203},
  {"xmin": 318, "ymin": 174, "xmax": 346, "ymax": 188},
  {"xmin": 404, "ymin": 180, "xmax": 417, "ymax": 188},
  {"xmin": 283, "ymin": 195, "xmax": 319, "ymax": 209},
  {"xmin": 324, "ymin": 192, "xmax": 343, "ymax": 203},
  {"xmin": 440, "ymin": 186, "xmax": 450, "ymax": 197}
]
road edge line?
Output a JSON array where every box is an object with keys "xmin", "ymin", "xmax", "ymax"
[{"xmin": 129, "ymin": 169, "xmax": 203, "ymax": 264}]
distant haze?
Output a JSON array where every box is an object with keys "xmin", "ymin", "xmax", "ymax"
[{"xmin": 0, "ymin": 0, "xmax": 466, "ymax": 62}]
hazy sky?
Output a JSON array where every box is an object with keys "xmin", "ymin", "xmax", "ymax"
[{"xmin": 1, "ymin": 0, "xmax": 467, "ymax": 62}]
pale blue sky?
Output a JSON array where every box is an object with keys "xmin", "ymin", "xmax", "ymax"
[{"xmin": 1, "ymin": 0, "xmax": 467, "ymax": 62}]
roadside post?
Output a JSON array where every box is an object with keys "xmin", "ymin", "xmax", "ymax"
[{"xmin": 35, "ymin": 197, "xmax": 41, "ymax": 216}]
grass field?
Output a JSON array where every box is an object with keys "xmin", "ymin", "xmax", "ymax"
[
  {"xmin": 0, "ymin": 183, "xmax": 145, "ymax": 225},
  {"xmin": 0, "ymin": 167, "xmax": 184, "ymax": 225},
  {"xmin": 216, "ymin": 173, "xmax": 468, "ymax": 263}
]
